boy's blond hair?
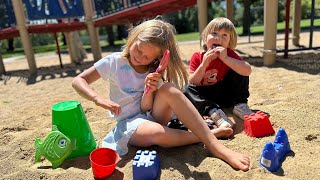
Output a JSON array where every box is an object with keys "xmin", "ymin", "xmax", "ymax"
[
  {"xmin": 201, "ymin": 17, "xmax": 238, "ymax": 51},
  {"xmin": 122, "ymin": 18, "xmax": 188, "ymax": 89}
]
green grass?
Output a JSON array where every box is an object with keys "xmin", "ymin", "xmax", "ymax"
[
  {"xmin": 1, "ymin": 19, "xmax": 319, "ymax": 58},
  {"xmin": 1, "ymin": 44, "xmax": 68, "ymax": 59}
]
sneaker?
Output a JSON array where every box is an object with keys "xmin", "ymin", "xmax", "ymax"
[
  {"xmin": 167, "ymin": 119, "xmax": 188, "ymax": 131},
  {"xmin": 232, "ymin": 103, "xmax": 254, "ymax": 120},
  {"xmin": 208, "ymin": 108, "xmax": 234, "ymax": 128}
]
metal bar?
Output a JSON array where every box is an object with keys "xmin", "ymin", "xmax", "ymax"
[
  {"xmin": 277, "ymin": 46, "xmax": 320, "ymax": 53},
  {"xmin": 284, "ymin": 0, "xmax": 291, "ymax": 58},
  {"xmin": 309, "ymin": 0, "xmax": 315, "ymax": 48},
  {"xmin": 54, "ymin": 32, "xmax": 63, "ymax": 68}
]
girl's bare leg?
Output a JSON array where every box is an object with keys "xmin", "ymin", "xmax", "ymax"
[
  {"xmin": 130, "ymin": 122, "xmax": 233, "ymax": 148},
  {"xmin": 151, "ymin": 83, "xmax": 250, "ymax": 171}
]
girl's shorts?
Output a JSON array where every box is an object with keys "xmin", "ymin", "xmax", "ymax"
[{"xmin": 102, "ymin": 112, "xmax": 154, "ymax": 155}]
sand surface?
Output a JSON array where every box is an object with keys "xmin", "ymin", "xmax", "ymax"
[{"xmin": 1, "ymin": 32, "xmax": 320, "ymax": 179}]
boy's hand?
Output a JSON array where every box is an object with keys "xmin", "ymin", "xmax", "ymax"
[
  {"xmin": 213, "ymin": 46, "xmax": 228, "ymax": 61},
  {"xmin": 93, "ymin": 96, "xmax": 121, "ymax": 115},
  {"xmin": 145, "ymin": 73, "xmax": 162, "ymax": 94},
  {"xmin": 203, "ymin": 47, "xmax": 219, "ymax": 67}
]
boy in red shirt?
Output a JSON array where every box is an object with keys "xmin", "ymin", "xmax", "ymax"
[{"xmin": 185, "ymin": 17, "xmax": 254, "ymax": 128}]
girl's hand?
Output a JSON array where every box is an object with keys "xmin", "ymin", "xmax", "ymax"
[
  {"xmin": 145, "ymin": 72, "xmax": 162, "ymax": 94},
  {"xmin": 203, "ymin": 47, "xmax": 219, "ymax": 67},
  {"xmin": 93, "ymin": 96, "xmax": 121, "ymax": 115}
]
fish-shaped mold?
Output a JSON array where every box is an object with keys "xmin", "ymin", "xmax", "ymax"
[{"xmin": 34, "ymin": 125, "xmax": 75, "ymax": 168}]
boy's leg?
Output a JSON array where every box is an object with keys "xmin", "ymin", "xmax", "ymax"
[
  {"xmin": 140, "ymin": 83, "xmax": 250, "ymax": 171},
  {"xmin": 220, "ymin": 70, "xmax": 253, "ymax": 119},
  {"xmin": 184, "ymin": 84, "xmax": 233, "ymax": 128},
  {"xmin": 184, "ymin": 84, "xmax": 216, "ymax": 115},
  {"xmin": 219, "ymin": 70, "xmax": 250, "ymax": 107}
]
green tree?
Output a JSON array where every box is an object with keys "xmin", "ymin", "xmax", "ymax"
[
  {"xmin": 164, "ymin": 7, "xmax": 198, "ymax": 34},
  {"xmin": 208, "ymin": 1, "xmax": 226, "ymax": 20}
]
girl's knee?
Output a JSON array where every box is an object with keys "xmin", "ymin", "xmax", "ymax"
[
  {"xmin": 133, "ymin": 122, "xmax": 166, "ymax": 146},
  {"xmin": 158, "ymin": 82, "xmax": 183, "ymax": 97}
]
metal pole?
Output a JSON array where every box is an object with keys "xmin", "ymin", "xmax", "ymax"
[
  {"xmin": 0, "ymin": 48, "xmax": 5, "ymax": 74},
  {"xmin": 284, "ymin": 0, "xmax": 291, "ymax": 58},
  {"xmin": 309, "ymin": 0, "xmax": 315, "ymax": 48},
  {"xmin": 54, "ymin": 32, "xmax": 63, "ymax": 68}
]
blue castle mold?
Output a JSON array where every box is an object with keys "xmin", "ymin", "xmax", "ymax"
[
  {"xmin": 259, "ymin": 128, "xmax": 292, "ymax": 172},
  {"xmin": 132, "ymin": 150, "xmax": 160, "ymax": 180}
]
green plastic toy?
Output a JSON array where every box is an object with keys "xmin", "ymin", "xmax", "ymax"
[
  {"xmin": 51, "ymin": 100, "xmax": 97, "ymax": 159},
  {"xmin": 34, "ymin": 125, "xmax": 76, "ymax": 168}
]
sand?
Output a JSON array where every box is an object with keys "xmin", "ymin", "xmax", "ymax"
[{"xmin": 1, "ymin": 32, "xmax": 320, "ymax": 179}]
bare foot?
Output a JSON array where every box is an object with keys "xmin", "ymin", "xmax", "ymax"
[
  {"xmin": 212, "ymin": 127, "xmax": 233, "ymax": 139},
  {"xmin": 217, "ymin": 148, "xmax": 250, "ymax": 171}
]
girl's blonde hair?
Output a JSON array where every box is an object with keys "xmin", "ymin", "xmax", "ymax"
[
  {"xmin": 121, "ymin": 18, "xmax": 188, "ymax": 89},
  {"xmin": 201, "ymin": 17, "xmax": 238, "ymax": 51}
]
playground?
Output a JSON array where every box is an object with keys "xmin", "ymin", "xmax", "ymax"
[{"xmin": 0, "ymin": 32, "xmax": 320, "ymax": 179}]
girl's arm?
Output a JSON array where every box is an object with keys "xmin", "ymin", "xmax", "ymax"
[
  {"xmin": 72, "ymin": 66, "xmax": 101, "ymax": 101},
  {"xmin": 72, "ymin": 66, "xmax": 121, "ymax": 115},
  {"xmin": 141, "ymin": 73, "xmax": 162, "ymax": 112}
]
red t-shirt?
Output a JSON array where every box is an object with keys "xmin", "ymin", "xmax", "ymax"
[{"xmin": 189, "ymin": 48, "xmax": 243, "ymax": 86}]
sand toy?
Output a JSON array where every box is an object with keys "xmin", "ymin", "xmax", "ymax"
[
  {"xmin": 90, "ymin": 148, "xmax": 119, "ymax": 179},
  {"xmin": 52, "ymin": 100, "xmax": 97, "ymax": 159},
  {"xmin": 244, "ymin": 111, "xmax": 275, "ymax": 137},
  {"xmin": 145, "ymin": 50, "xmax": 170, "ymax": 94},
  {"xmin": 259, "ymin": 128, "xmax": 292, "ymax": 172},
  {"xmin": 34, "ymin": 125, "xmax": 76, "ymax": 168},
  {"xmin": 133, "ymin": 150, "xmax": 160, "ymax": 180}
]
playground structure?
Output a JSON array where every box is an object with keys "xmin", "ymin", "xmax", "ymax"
[{"xmin": 0, "ymin": 0, "xmax": 318, "ymax": 74}]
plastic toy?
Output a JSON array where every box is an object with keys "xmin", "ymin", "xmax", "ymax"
[
  {"xmin": 132, "ymin": 150, "xmax": 160, "ymax": 180},
  {"xmin": 90, "ymin": 148, "xmax": 119, "ymax": 179},
  {"xmin": 51, "ymin": 100, "xmax": 97, "ymax": 159},
  {"xmin": 34, "ymin": 125, "xmax": 76, "ymax": 168},
  {"xmin": 145, "ymin": 50, "xmax": 170, "ymax": 94},
  {"xmin": 259, "ymin": 128, "xmax": 292, "ymax": 172},
  {"xmin": 244, "ymin": 111, "xmax": 275, "ymax": 137}
]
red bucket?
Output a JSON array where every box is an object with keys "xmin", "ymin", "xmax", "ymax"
[{"xmin": 90, "ymin": 148, "xmax": 119, "ymax": 179}]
